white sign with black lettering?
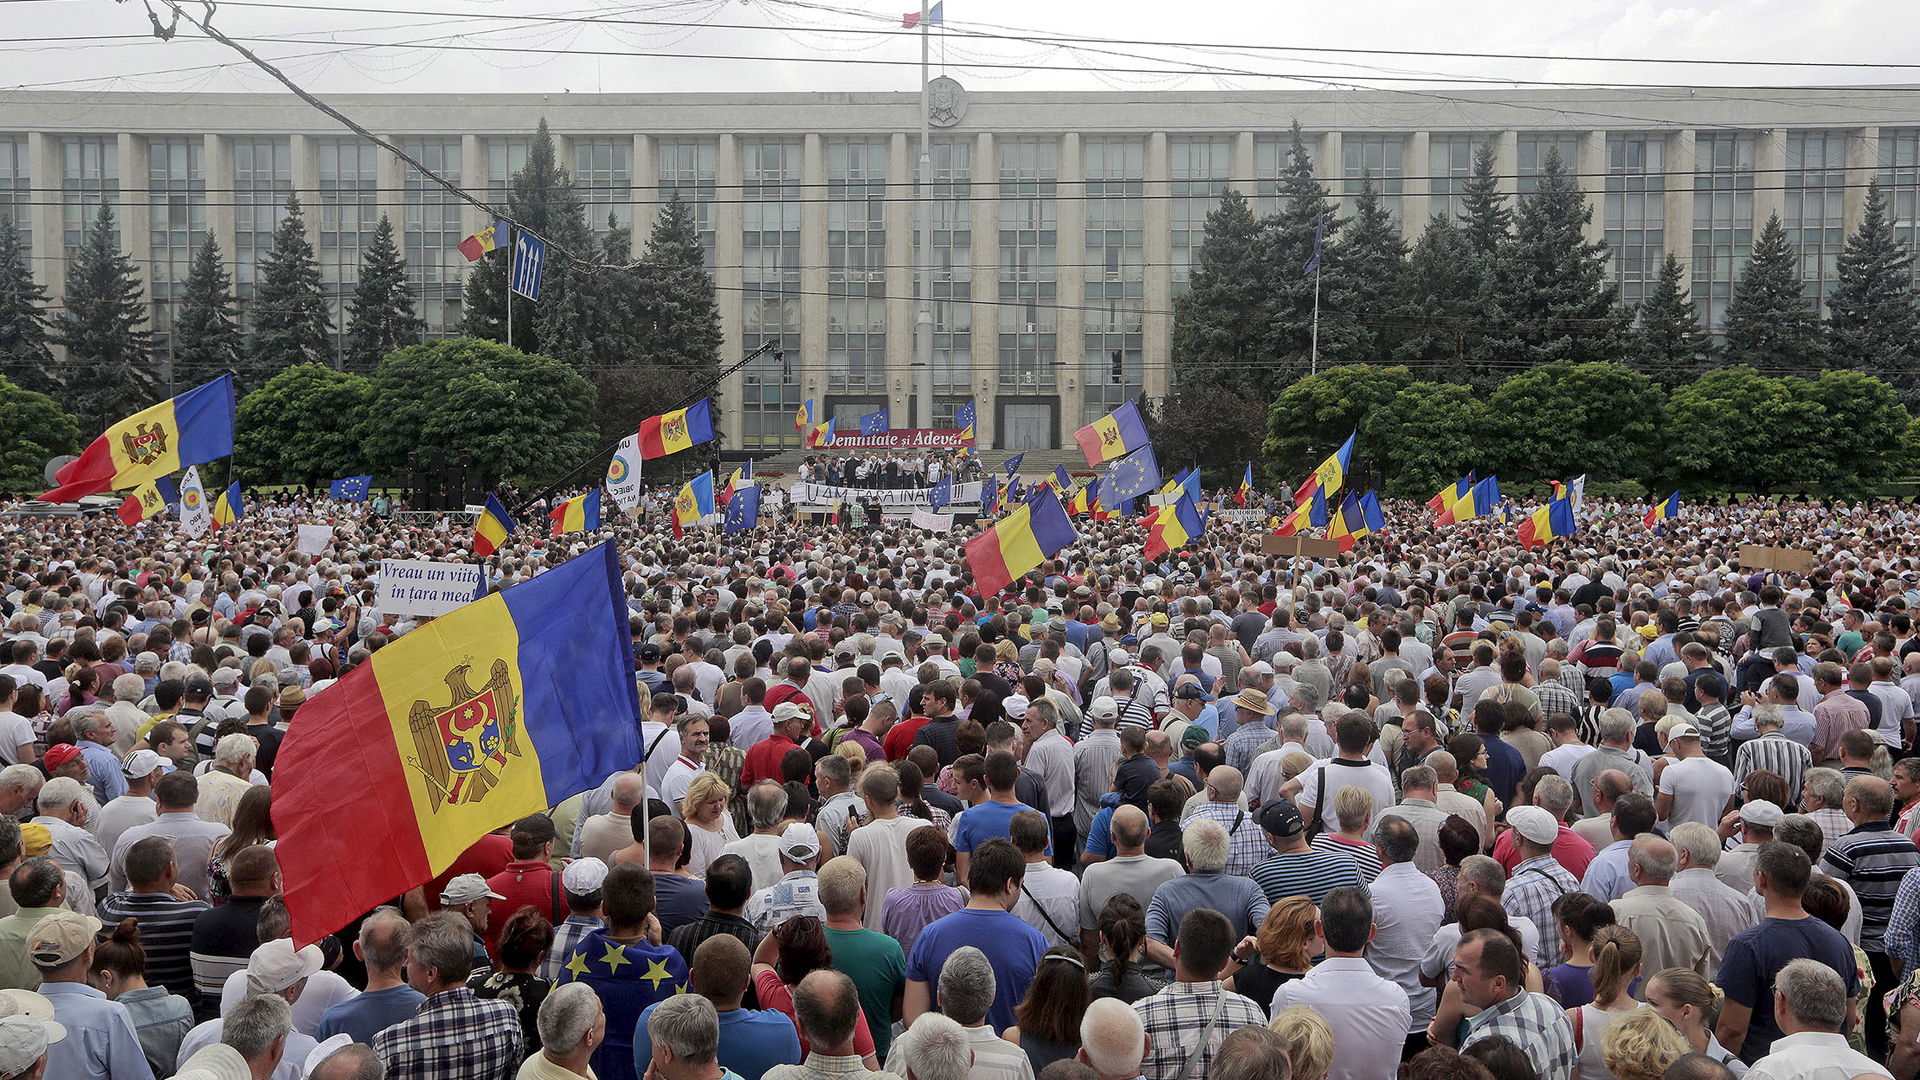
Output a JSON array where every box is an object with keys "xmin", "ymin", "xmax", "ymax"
[{"xmin": 376, "ymin": 559, "xmax": 486, "ymax": 617}]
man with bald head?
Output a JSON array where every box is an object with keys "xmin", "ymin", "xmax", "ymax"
[
  {"xmin": 576, "ymin": 773, "xmax": 647, "ymax": 863},
  {"xmin": 1819, "ymin": 773, "xmax": 1920, "ymax": 1058},
  {"xmin": 1077, "ymin": 804, "xmax": 1182, "ymax": 965},
  {"xmin": 1572, "ymin": 769, "xmax": 1632, "ymax": 853},
  {"xmin": 1608, "ymin": 835, "xmax": 1711, "ymax": 987}
]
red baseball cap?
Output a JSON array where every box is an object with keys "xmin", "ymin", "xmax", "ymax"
[{"xmin": 42, "ymin": 745, "xmax": 82, "ymax": 770}]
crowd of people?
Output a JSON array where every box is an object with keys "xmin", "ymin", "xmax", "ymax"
[
  {"xmin": 0, "ymin": 482, "xmax": 1911, "ymax": 1080},
  {"xmin": 794, "ymin": 451, "xmax": 984, "ymax": 491}
]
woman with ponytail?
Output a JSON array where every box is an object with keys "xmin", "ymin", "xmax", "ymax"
[
  {"xmin": 87, "ymin": 918, "xmax": 192, "ymax": 1078},
  {"xmin": 1645, "ymin": 968, "xmax": 1746, "ymax": 1078},
  {"xmin": 1088, "ymin": 893, "xmax": 1159, "ymax": 1004},
  {"xmin": 1569, "ymin": 925, "xmax": 1645, "ymax": 1080},
  {"xmin": 1549, "ymin": 892, "xmax": 1618, "ymax": 1008}
]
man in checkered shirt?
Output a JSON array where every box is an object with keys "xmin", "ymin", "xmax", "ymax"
[
  {"xmin": 374, "ymin": 910, "xmax": 523, "ymax": 1080},
  {"xmin": 1501, "ymin": 806, "xmax": 1580, "ymax": 967},
  {"xmin": 1182, "ymin": 766, "xmax": 1266, "ymax": 877},
  {"xmin": 1132, "ymin": 908, "xmax": 1266, "ymax": 1080},
  {"xmin": 1455, "ymin": 928, "xmax": 1577, "ymax": 1080}
]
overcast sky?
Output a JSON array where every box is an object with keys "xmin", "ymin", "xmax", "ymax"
[{"xmin": 7, "ymin": 0, "xmax": 1919, "ymax": 98}]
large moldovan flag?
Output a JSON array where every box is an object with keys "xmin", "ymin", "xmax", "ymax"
[{"xmin": 43, "ymin": 375, "xmax": 235, "ymax": 502}]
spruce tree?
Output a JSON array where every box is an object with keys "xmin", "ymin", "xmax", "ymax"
[
  {"xmin": 1724, "ymin": 211, "xmax": 1827, "ymax": 370},
  {"xmin": 1478, "ymin": 147, "xmax": 1621, "ymax": 375},
  {"xmin": 170, "ymin": 235, "xmax": 241, "ymax": 393},
  {"xmin": 0, "ymin": 216, "xmax": 57, "ymax": 397},
  {"xmin": 1826, "ymin": 178, "xmax": 1920, "ymax": 397},
  {"xmin": 248, "ymin": 193, "xmax": 332, "ymax": 381},
  {"xmin": 51, "ymin": 201, "xmax": 153, "ymax": 427},
  {"xmin": 465, "ymin": 119, "xmax": 593, "ymax": 356},
  {"xmin": 345, "ymin": 214, "xmax": 424, "ymax": 373},
  {"xmin": 1335, "ymin": 171, "xmax": 1409, "ymax": 366},
  {"xmin": 1171, "ymin": 190, "xmax": 1265, "ymax": 392},
  {"xmin": 1261, "ymin": 120, "xmax": 1361, "ymax": 393},
  {"xmin": 1460, "ymin": 138, "xmax": 1512, "ymax": 255},
  {"xmin": 1395, "ymin": 215, "xmax": 1480, "ymax": 371},
  {"xmin": 1633, "ymin": 253, "xmax": 1714, "ymax": 387},
  {"xmin": 637, "ymin": 196, "xmax": 721, "ymax": 376}
]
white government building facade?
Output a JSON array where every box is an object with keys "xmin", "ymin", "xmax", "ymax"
[{"xmin": 3, "ymin": 85, "xmax": 1917, "ymax": 451}]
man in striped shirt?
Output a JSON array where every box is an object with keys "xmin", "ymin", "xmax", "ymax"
[
  {"xmin": 1818, "ymin": 775, "xmax": 1920, "ymax": 1060},
  {"xmin": 1734, "ymin": 707, "xmax": 1813, "ymax": 798},
  {"xmin": 100, "ymin": 835, "xmax": 208, "ymax": 1006}
]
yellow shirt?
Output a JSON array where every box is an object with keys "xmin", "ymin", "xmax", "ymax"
[{"xmin": 516, "ymin": 1052, "xmax": 596, "ymax": 1080}]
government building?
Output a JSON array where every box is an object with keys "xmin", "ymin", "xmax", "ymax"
[{"xmin": 2, "ymin": 86, "xmax": 1913, "ymax": 451}]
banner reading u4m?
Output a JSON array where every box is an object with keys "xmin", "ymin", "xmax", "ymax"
[
  {"xmin": 275, "ymin": 543, "xmax": 642, "ymax": 946},
  {"xmin": 43, "ymin": 375, "xmax": 236, "ymax": 502},
  {"xmin": 605, "ymin": 433, "xmax": 643, "ymax": 512}
]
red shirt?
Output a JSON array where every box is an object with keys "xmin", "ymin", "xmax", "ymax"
[
  {"xmin": 425, "ymin": 833, "xmax": 513, "ymax": 910},
  {"xmin": 883, "ymin": 716, "xmax": 933, "ymax": 762},
  {"xmin": 485, "ymin": 858, "xmax": 561, "ymax": 954},
  {"xmin": 1490, "ymin": 822, "xmax": 1596, "ymax": 882},
  {"xmin": 743, "ymin": 734, "xmax": 801, "ymax": 786},
  {"xmin": 764, "ymin": 683, "xmax": 810, "ymax": 713}
]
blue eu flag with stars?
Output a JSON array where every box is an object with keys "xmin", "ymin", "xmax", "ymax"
[
  {"xmin": 929, "ymin": 475, "xmax": 952, "ymax": 512},
  {"xmin": 329, "ymin": 475, "xmax": 371, "ymax": 501},
  {"xmin": 1003, "ymin": 452, "xmax": 1025, "ymax": 476},
  {"xmin": 724, "ymin": 486, "xmax": 762, "ymax": 534},
  {"xmin": 1100, "ymin": 445, "xmax": 1160, "ymax": 507},
  {"xmin": 859, "ymin": 409, "xmax": 889, "ymax": 436}
]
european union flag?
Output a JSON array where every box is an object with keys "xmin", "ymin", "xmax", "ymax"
[
  {"xmin": 954, "ymin": 400, "xmax": 977, "ymax": 442},
  {"xmin": 1008, "ymin": 477, "xmax": 1024, "ymax": 503},
  {"xmin": 1003, "ymin": 453, "xmax": 1025, "ymax": 476},
  {"xmin": 929, "ymin": 474, "xmax": 953, "ymax": 512},
  {"xmin": 859, "ymin": 409, "xmax": 890, "ymax": 436},
  {"xmin": 329, "ymin": 475, "xmax": 372, "ymax": 502},
  {"xmin": 1101, "ymin": 444, "xmax": 1161, "ymax": 506},
  {"xmin": 981, "ymin": 476, "xmax": 1000, "ymax": 516},
  {"xmin": 724, "ymin": 486, "xmax": 762, "ymax": 534}
]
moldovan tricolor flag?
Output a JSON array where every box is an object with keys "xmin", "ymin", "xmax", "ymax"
[
  {"xmin": 42, "ymin": 375, "xmax": 235, "ymax": 502},
  {"xmin": 117, "ymin": 479, "xmax": 172, "ymax": 527},
  {"xmin": 1073, "ymin": 400, "xmax": 1150, "ymax": 467},
  {"xmin": 211, "ymin": 482, "xmax": 243, "ymax": 530},
  {"xmin": 549, "ymin": 490, "xmax": 602, "ymax": 537},
  {"xmin": 1646, "ymin": 491, "xmax": 1681, "ymax": 533},
  {"xmin": 673, "ymin": 472, "xmax": 716, "ymax": 539},
  {"xmin": 272, "ymin": 542, "xmax": 642, "ymax": 946},
  {"xmin": 966, "ymin": 487, "xmax": 1076, "ymax": 596},
  {"xmin": 1293, "ymin": 431, "xmax": 1354, "ymax": 507},
  {"xmin": 472, "ymin": 494, "xmax": 516, "ymax": 557},
  {"xmin": 637, "ymin": 399, "xmax": 715, "ymax": 460}
]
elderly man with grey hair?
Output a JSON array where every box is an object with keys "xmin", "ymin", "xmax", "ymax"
[
  {"xmin": 1077, "ymin": 999, "xmax": 1148, "ymax": 1080},
  {"xmin": 197, "ymin": 733, "xmax": 257, "ymax": 828},
  {"xmin": 885, "ymin": 947, "xmax": 1030, "ymax": 1080},
  {"xmin": 766, "ymin": 969, "xmax": 900, "ymax": 1080},
  {"xmin": 891, "ymin": 1014, "xmax": 970, "ymax": 1080},
  {"xmin": 1569, "ymin": 709, "xmax": 1654, "ymax": 816},
  {"xmin": 0, "ymin": 765, "xmax": 42, "ymax": 819},
  {"xmin": 1667, "ymin": 821, "xmax": 1753, "ymax": 971},
  {"xmin": 1143, "ymin": 818, "xmax": 1269, "ymax": 972},
  {"xmin": 533, "ymin": 975, "xmax": 605, "ymax": 1079},
  {"xmin": 68, "ymin": 709, "xmax": 129, "ymax": 805},
  {"xmin": 307, "ymin": 1043, "xmax": 386, "ymax": 1080},
  {"xmin": 222, "ymin": 994, "xmax": 295, "ymax": 1079},
  {"xmin": 30, "ymin": 776, "xmax": 107, "ymax": 888},
  {"xmin": 372, "ymin": 911, "xmax": 523, "ymax": 1080},
  {"xmin": 722, "ymin": 781, "xmax": 792, "ymax": 893},
  {"xmin": 1609, "ymin": 835, "xmax": 1711, "ymax": 983},
  {"xmin": 1745, "ymin": 959, "xmax": 1888, "ymax": 1080},
  {"xmin": 105, "ymin": 672, "xmax": 153, "ymax": 754}
]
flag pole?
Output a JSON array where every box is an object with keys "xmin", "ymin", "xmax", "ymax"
[
  {"xmin": 505, "ymin": 224, "xmax": 514, "ymax": 351},
  {"xmin": 912, "ymin": 0, "xmax": 935, "ymax": 431},
  {"xmin": 1309, "ymin": 232, "xmax": 1321, "ymax": 378}
]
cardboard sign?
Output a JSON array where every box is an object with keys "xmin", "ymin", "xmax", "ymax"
[
  {"xmin": 376, "ymin": 559, "xmax": 486, "ymax": 617},
  {"xmin": 295, "ymin": 523, "xmax": 335, "ymax": 555},
  {"xmin": 1739, "ymin": 544, "xmax": 1817, "ymax": 573},
  {"xmin": 1262, "ymin": 534, "xmax": 1344, "ymax": 559}
]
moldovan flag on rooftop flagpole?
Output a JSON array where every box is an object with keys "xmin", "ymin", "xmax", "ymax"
[
  {"xmin": 966, "ymin": 487, "xmax": 1076, "ymax": 596},
  {"xmin": 42, "ymin": 374, "xmax": 235, "ymax": 502},
  {"xmin": 272, "ymin": 542, "xmax": 642, "ymax": 947},
  {"xmin": 549, "ymin": 490, "xmax": 602, "ymax": 537},
  {"xmin": 1073, "ymin": 400, "xmax": 1150, "ymax": 467},
  {"xmin": 472, "ymin": 494, "xmax": 515, "ymax": 557},
  {"xmin": 637, "ymin": 399, "xmax": 714, "ymax": 460},
  {"xmin": 1293, "ymin": 431, "xmax": 1354, "ymax": 507}
]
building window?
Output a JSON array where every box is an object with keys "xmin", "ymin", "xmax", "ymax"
[
  {"xmin": 1342, "ymin": 135, "xmax": 1402, "ymax": 222},
  {"xmin": 828, "ymin": 138, "xmax": 887, "ymax": 395},
  {"xmin": 1169, "ymin": 136, "xmax": 1228, "ymax": 295},
  {"xmin": 233, "ymin": 138, "xmax": 290, "ymax": 334},
  {"xmin": 741, "ymin": 139, "xmax": 802, "ymax": 449},
  {"xmin": 0, "ymin": 138, "xmax": 28, "ymax": 254},
  {"xmin": 657, "ymin": 139, "xmax": 717, "ymax": 269},
  {"xmin": 1428, "ymin": 135, "xmax": 1477, "ymax": 224},
  {"xmin": 318, "ymin": 139, "xmax": 381, "ymax": 365},
  {"xmin": 62, "ymin": 136, "xmax": 119, "ymax": 254},
  {"xmin": 1880, "ymin": 130, "xmax": 1920, "ymax": 291},
  {"xmin": 1692, "ymin": 132, "xmax": 1756, "ymax": 331},
  {"xmin": 147, "ymin": 138, "xmax": 205, "ymax": 387},
  {"xmin": 1785, "ymin": 130, "xmax": 1847, "ymax": 309},
  {"xmin": 923, "ymin": 137, "xmax": 972, "ymax": 396},
  {"xmin": 403, "ymin": 138, "xmax": 464, "ymax": 337},
  {"xmin": 1083, "ymin": 137, "xmax": 1144, "ymax": 421},
  {"xmin": 998, "ymin": 137, "xmax": 1058, "ymax": 393},
  {"xmin": 1518, "ymin": 134, "xmax": 1579, "ymax": 192},
  {"xmin": 572, "ymin": 138, "xmax": 631, "ymax": 241},
  {"xmin": 1605, "ymin": 134, "xmax": 1666, "ymax": 309},
  {"xmin": 487, "ymin": 139, "xmax": 527, "ymax": 207}
]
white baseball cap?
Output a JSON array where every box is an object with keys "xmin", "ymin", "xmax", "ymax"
[
  {"xmin": 245, "ymin": 937, "xmax": 325, "ymax": 994},
  {"xmin": 779, "ymin": 822, "xmax": 821, "ymax": 862},
  {"xmin": 121, "ymin": 749, "xmax": 165, "ymax": 778}
]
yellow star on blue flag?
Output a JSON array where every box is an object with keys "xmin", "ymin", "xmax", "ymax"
[
  {"xmin": 1100, "ymin": 444, "xmax": 1161, "ymax": 506},
  {"xmin": 564, "ymin": 950, "xmax": 591, "ymax": 979},
  {"xmin": 600, "ymin": 943, "xmax": 632, "ymax": 973},
  {"xmin": 642, "ymin": 958, "xmax": 674, "ymax": 989}
]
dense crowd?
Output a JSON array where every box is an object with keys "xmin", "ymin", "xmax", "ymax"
[
  {"xmin": 0, "ymin": 484, "xmax": 1911, "ymax": 1080},
  {"xmin": 794, "ymin": 452, "xmax": 984, "ymax": 490}
]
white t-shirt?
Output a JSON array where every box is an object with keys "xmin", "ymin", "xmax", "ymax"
[
  {"xmin": 0, "ymin": 712, "xmax": 34, "ymax": 763},
  {"xmin": 1658, "ymin": 755, "xmax": 1737, "ymax": 829},
  {"xmin": 1296, "ymin": 758, "xmax": 1398, "ymax": 834},
  {"xmin": 1540, "ymin": 743, "xmax": 1596, "ymax": 779},
  {"xmin": 1420, "ymin": 917, "xmax": 1543, "ymax": 981}
]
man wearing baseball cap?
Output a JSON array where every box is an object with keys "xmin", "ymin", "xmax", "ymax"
[
  {"xmin": 0, "ymin": 990, "xmax": 65, "ymax": 1080},
  {"xmin": 173, "ymin": 937, "xmax": 322, "ymax": 1074},
  {"xmin": 744, "ymin": 824, "xmax": 826, "ymax": 933},
  {"xmin": 94, "ymin": 751, "xmax": 164, "ymax": 863},
  {"xmin": 29, "ymin": 910, "xmax": 155, "ymax": 1080},
  {"xmin": 1247, "ymin": 797, "xmax": 1365, "ymax": 907},
  {"xmin": 1655, "ymin": 722, "xmax": 1736, "ymax": 829},
  {"xmin": 440, "ymin": 873, "xmax": 506, "ymax": 975},
  {"xmin": 742, "ymin": 702, "xmax": 809, "ymax": 788}
]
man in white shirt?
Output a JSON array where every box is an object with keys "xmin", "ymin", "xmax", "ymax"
[
  {"xmin": 1283, "ymin": 712, "xmax": 1395, "ymax": 835},
  {"xmin": 1020, "ymin": 700, "xmax": 1077, "ymax": 868},
  {"xmin": 1744, "ymin": 958, "xmax": 1891, "ymax": 1080},
  {"xmin": 0, "ymin": 678, "xmax": 34, "ymax": 766},
  {"xmin": 1008, "ymin": 811, "xmax": 1079, "ymax": 949},
  {"xmin": 1366, "ymin": 816, "xmax": 1444, "ymax": 1051},
  {"xmin": 844, "ymin": 765, "xmax": 920, "ymax": 932},
  {"xmin": 95, "ymin": 750, "xmax": 163, "ymax": 863},
  {"xmin": 1272, "ymin": 885, "xmax": 1413, "ymax": 1080},
  {"xmin": 1656, "ymin": 723, "xmax": 1736, "ymax": 828},
  {"xmin": 659, "ymin": 715, "xmax": 710, "ymax": 819},
  {"xmin": 1538, "ymin": 713, "xmax": 1594, "ymax": 779}
]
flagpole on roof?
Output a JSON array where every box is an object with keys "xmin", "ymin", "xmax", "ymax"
[{"xmin": 1309, "ymin": 211, "xmax": 1322, "ymax": 378}]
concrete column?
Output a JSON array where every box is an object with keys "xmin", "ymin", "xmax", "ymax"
[
  {"xmin": 27, "ymin": 132, "xmax": 62, "ymax": 305},
  {"xmin": 1578, "ymin": 130, "xmax": 1608, "ymax": 246},
  {"xmin": 633, "ymin": 135, "xmax": 657, "ymax": 238},
  {"xmin": 1494, "ymin": 131, "xmax": 1519, "ymax": 197},
  {"xmin": 1847, "ymin": 127, "xmax": 1880, "ymax": 234},
  {"xmin": 1230, "ymin": 131, "xmax": 1255, "ymax": 196},
  {"xmin": 379, "ymin": 137, "xmax": 408, "ymax": 259},
  {"xmin": 118, "ymin": 134, "xmax": 151, "ymax": 313},
  {"xmin": 1317, "ymin": 131, "xmax": 1343, "ymax": 205},
  {"xmin": 971, "ymin": 131, "xmax": 997, "ymax": 449},
  {"xmin": 885, "ymin": 133, "xmax": 914, "ymax": 425},
  {"xmin": 714, "ymin": 134, "xmax": 745, "ymax": 448},
  {"xmin": 1142, "ymin": 131, "xmax": 1172, "ymax": 404},
  {"xmin": 461, "ymin": 134, "xmax": 488, "ymax": 237},
  {"xmin": 206, "ymin": 136, "xmax": 236, "ymax": 276},
  {"xmin": 800, "ymin": 134, "xmax": 828, "ymax": 410},
  {"xmin": 1664, "ymin": 130, "xmax": 1696, "ymax": 271},
  {"xmin": 1055, "ymin": 133, "xmax": 1086, "ymax": 432},
  {"xmin": 290, "ymin": 135, "xmax": 321, "ymax": 252},
  {"xmin": 1753, "ymin": 129, "xmax": 1786, "ymax": 229},
  {"xmin": 1403, "ymin": 130, "xmax": 1431, "ymax": 238}
]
